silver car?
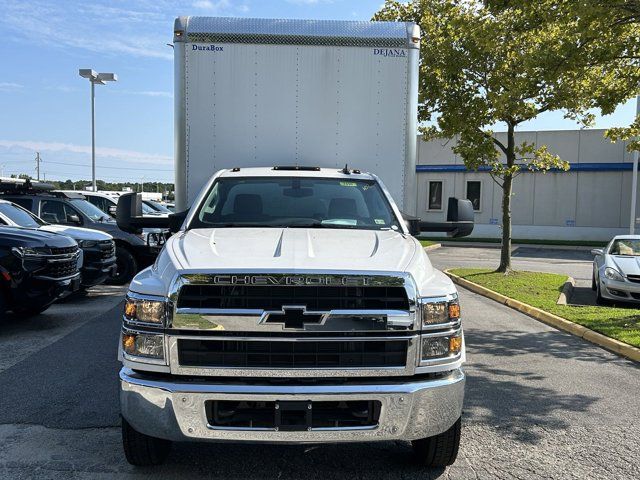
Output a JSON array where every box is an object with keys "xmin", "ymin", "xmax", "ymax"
[{"xmin": 592, "ymin": 235, "xmax": 640, "ymax": 304}]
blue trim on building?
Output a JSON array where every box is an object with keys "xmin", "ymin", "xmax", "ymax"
[{"xmin": 415, "ymin": 162, "xmax": 632, "ymax": 173}]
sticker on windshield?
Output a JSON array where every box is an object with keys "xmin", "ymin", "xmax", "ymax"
[
  {"xmin": 340, "ymin": 181, "xmax": 357, "ymax": 187},
  {"xmin": 374, "ymin": 219, "xmax": 385, "ymax": 225}
]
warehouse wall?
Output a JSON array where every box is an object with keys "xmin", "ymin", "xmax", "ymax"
[{"xmin": 416, "ymin": 129, "xmax": 638, "ymax": 241}]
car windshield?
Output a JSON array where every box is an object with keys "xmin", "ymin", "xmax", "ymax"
[
  {"xmin": 609, "ymin": 239, "xmax": 640, "ymax": 256},
  {"xmin": 0, "ymin": 203, "xmax": 44, "ymax": 228},
  {"xmin": 69, "ymin": 198, "xmax": 111, "ymax": 222},
  {"xmin": 191, "ymin": 176, "xmax": 400, "ymax": 230}
]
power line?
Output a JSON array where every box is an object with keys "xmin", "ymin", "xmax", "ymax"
[{"xmin": 42, "ymin": 160, "xmax": 173, "ymax": 172}]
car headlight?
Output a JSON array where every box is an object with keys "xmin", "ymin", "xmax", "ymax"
[
  {"xmin": 124, "ymin": 295, "xmax": 167, "ymax": 325},
  {"xmin": 11, "ymin": 246, "xmax": 51, "ymax": 257},
  {"xmin": 421, "ymin": 330, "xmax": 463, "ymax": 360},
  {"xmin": 122, "ymin": 331, "xmax": 164, "ymax": 359},
  {"xmin": 604, "ymin": 267, "xmax": 624, "ymax": 282},
  {"xmin": 77, "ymin": 240, "xmax": 98, "ymax": 248},
  {"xmin": 420, "ymin": 296, "xmax": 460, "ymax": 326}
]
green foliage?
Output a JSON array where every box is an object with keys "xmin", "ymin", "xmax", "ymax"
[
  {"xmin": 451, "ymin": 268, "xmax": 640, "ymax": 348},
  {"xmin": 375, "ymin": 0, "xmax": 640, "ymax": 271}
]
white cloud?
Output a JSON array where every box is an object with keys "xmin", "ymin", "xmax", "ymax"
[
  {"xmin": 0, "ymin": 82, "xmax": 23, "ymax": 92},
  {"xmin": 0, "ymin": 140, "xmax": 172, "ymax": 166},
  {"xmin": 193, "ymin": 0, "xmax": 231, "ymax": 10},
  {"xmin": 120, "ymin": 90, "xmax": 173, "ymax": 98},
  {"xmin": 286, "ymin": 0, "xmax": 333, "ymax": 4}
]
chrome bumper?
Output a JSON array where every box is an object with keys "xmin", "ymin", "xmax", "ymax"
[{"xmin": 120, "ymin": 367, "xmax": 465, "ymax": 443}]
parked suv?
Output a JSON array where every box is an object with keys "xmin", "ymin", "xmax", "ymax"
[
  {"xmin": 0, "ymin": 226, "xmax": 81, "ymax": 317},
  {"xmin": 0, "ymin": 183, "xmax": 160, "ymax": 284},
  {"xmin": 0, "ymin": 199, "xmax": 116, "ymax": 288}
]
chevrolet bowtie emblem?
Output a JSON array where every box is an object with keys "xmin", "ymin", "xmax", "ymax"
[{"xmin": 260, "ymin": 305, "xmax": 324, "ymax": 329}]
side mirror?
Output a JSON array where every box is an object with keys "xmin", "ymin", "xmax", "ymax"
[
  {"xmin": 401, "ymin": 213, "xmax": 421, "ymax": 236},
  {"xmin": 108, "ymin": 205, "xmax": 117, "ymax": 217},
  {"xmin": 68, "ymin": 214, "xmax": 81, "ymax": 225},
  {"xmin": 169, "ymin": 210, "xmax": 189, "ymax": 233},
  {"xmin": 116, "ymin": 193, "xmax": 170, "ymax": 233},
  {"xmin": 417, "ymin": 198, "xmax": 474, "ymax": 238},
  {"xmin": 591, "ymin": 248, "xmax": 604, "ymax": 256}
]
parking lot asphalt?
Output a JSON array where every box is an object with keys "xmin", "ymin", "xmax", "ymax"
[{"xmin": 0, "ymin": 247, "xmax": 638, "ymax": 479}]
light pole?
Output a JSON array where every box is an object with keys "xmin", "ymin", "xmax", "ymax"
[
  {"xmin": 630, "ymin": 95, "xmax": 640, "ymax": 234},
  {"xmin": 79, "ymin": 69, "xmax": 117, "ymax": 192}
]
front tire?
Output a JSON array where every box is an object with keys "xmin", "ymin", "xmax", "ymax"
[
  {"xmin": 11, "ymin": 304, "xmax": 50, "ymax": 317},
  {"xmin": 107, "ymin": 247, "xmax": 137, "ymax": 285},
  {"xmin": 122, "ymin": 417, "xmax": 171, "ymax": 466},
  {"xmin": 595, "ymin": 276, "xmax": 609, "ymax": 306},
  {"xmin": 412, "ymin": 417, "xmax": 461, "ymax": 468}
]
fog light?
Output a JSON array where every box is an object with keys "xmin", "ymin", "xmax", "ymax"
[{"xmin": 122, "ymin": 332, "xmax": 164, "ymax": 359}]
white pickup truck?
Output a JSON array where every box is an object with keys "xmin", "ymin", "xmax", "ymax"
[
  {"xmin": 115, "ymin": 17, "xmax": 474, "ymax": 468},
  {"xmin": 117, "ymin": 165, "xmax": 473, "ymax": 467}
]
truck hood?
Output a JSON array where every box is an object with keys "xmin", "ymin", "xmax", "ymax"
[
  {"xmin": 169, "ymin": 228, "xmax": 416, "ymax": 273},
  {"xmin": 0, "ymin": 226, "xmax": 78, "ymax": 248},
  {"xmin": 39, "ymin": 224, "xmax": 112, "ymax": 241}
]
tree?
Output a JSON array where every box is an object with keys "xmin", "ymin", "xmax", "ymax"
[{"xmin": 375, "ymin": 0, "xmax": 640, "ymax": 273}]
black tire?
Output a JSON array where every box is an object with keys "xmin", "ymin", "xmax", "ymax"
[
  {"xmin": 11, "ymin": 304, "xmax": 50, "ymax": 317},
  {"xmin": 595, "ymin": 277, "xmax": 609, "ymax": 306},
  {"xmin": 122, "ymin": 417, "xmax": 171, "ymax": 466},
  {"xmin": 591, "ymin": 271, "xmax": 597, "ymax": 291},
  {"xmin": 107, "ymin": 246, "xmax": 137, "ymax": 285},
  {"xmin": 412, "ymin": 417, "xmax": 461, "ymax": 468},
  {"xmin": 0, "ymin": 291, "xmax": 6, "ymax": 318}
]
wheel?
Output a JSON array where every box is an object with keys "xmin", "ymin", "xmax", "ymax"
[
  {"xmin": 11, "ymin": 304, "xmax": 50, "ymax": 317},
  {"xmin": 412, "ymin": 417, "xmax": 461, "ymax": 467},
  {"xmin": 122, "ymin": 417, "xmax": 171, "ymax": 466},
  {"xmin": 107, "ymin": 246, "xmax": 137, "ymax": 285},
  {"xmin": 0, "ymin": 291, "xmax": 6, "ymax": 318},
  {"xmin": 591, "ymin": 270, "xmax": 597, "ymax": 291},
  {"xmin": 595, "ymin": 276, "xmax": 609, "ymax": 306}
]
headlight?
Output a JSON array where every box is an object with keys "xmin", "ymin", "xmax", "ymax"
[
  {"xmin": 124, "ymin": 295, "xmax": 167, "ymax": 325},
  {"xmin": 11, "ymin": 246, "xmax": 51, "ymax": 257},
  {"xmin": 604, "ymin": 267, "xmax": 624, "ymax": 282},
  {"xmin": 421, "ymin": 331, "xmax": 463, "ymax": 360},
  {"xmin": 77, "ymin": 240, "xmax": 98, "ymax": 248},
  {"xmin": 420, "ymin": 297, "xmax": 460, "ymax": 326},
  {"xmin": 122, "ymin": 331, "xmax": 164, "ymax": 359}
]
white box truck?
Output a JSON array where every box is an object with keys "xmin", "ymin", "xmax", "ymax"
[{"xmin": 116, "ymin": 17, "xmax": 473, "ymax": 468}]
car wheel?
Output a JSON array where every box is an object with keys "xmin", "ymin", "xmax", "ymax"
[
  {"xmin": 591, "ymin": 270, "xmax": 597, "ymax": 291},
  {"xmin": 122, "ymin": 417, "xmax": 171, "ymax": 466},
  {"xmin": 107, "ymin": 247, "xmax": 137, "ymax": 285},
  {"xmin": 412, "ymin": 417, "xmax": 461, "ymax": 467},
  {"xmin": 0, "ymin": 291, "xmax": 6, "ymax": 318},
  {"xmin": 595, "ymin": 276, "xmax": 609, "ymax": 306}
]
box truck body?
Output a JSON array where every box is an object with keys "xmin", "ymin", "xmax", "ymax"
[{"xmin": 173, "ymin": 17, "xmax": 420, "ymax": 212}]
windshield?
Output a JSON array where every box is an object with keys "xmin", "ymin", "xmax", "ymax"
[
  {"xmin": 191, "ymin": 177, "xmax": 400, "ymax": 230},
  {"xmin": 69, "ymin": 199, "xmax": 112, "ymax": 222},
  {"xmin": 0, "ymin": 203, "xmax": 44, "ymax": 228},
  {"xmin": 609, "ymin": 239, "xmax": 640, "ymax": 256}
]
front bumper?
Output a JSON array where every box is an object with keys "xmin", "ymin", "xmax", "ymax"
[
  {"xmin": 120, "ymin": 367, "xmax": 465, "ymax": 443},
  {"xmin": 81, "ymin": 258, "xmax": 117, "ymax": 287},
  {"xmin": 600, "ymin": 277, "xmax": 640, "ymax": 302}
]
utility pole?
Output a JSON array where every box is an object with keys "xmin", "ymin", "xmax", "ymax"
[{"xmin": 35, "ymin": 152, "xmax": 41, "ymax": 181}]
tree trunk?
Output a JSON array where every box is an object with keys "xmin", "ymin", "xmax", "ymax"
[{"xmin": 497, "ymin": 123, "xmax": 516, "ymax": 273}]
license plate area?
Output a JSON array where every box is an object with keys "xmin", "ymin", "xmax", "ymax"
[{"xmin": 206, "ymin": 400, "xmax": 380, "ymax": 431}]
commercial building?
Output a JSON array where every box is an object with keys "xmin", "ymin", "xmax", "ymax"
[{"xmin": 416, "ymin": 129, "xmax": 637, "ymax": 241}]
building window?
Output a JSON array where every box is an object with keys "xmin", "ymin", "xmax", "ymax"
[
  {"xmin": 466, "ymin": 181, "xmax": 481, "ymax": 211},
  {"xmin": 428, "ymin": 181, "xmax": 443, "ymax": 210}
]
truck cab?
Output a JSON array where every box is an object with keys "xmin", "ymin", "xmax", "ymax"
[{"xmin": 117, "ymin": 167, "xmax": 471, "ymax": 467}]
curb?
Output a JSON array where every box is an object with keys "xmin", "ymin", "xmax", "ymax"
[
  {"xmin": 556, "ymin": 276, "xmax": 575, "ymax": 305},
  {"xmin": 444, "ymin": 270, "xmax": 640, "ymax": 363},
  {"xmin": 423, "ymin": 243, "xmax": 442, "ymax": 251}
]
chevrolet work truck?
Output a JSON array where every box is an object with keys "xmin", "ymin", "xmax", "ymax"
[{"xmin": 116, "ymin": 17, "xmax": 474, "ymax": 468}]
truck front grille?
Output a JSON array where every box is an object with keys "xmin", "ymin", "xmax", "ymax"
[
  {"xmin": 99, "ymin": 240, "xmax": 116, "ymax": 259},
  {"xmin": 177, "ymin": 338, "xmax": 408, "ymax": 368},
  {"xmin": 41, "ymin": 256, "xmax": 79, "ymax": 278},
  {"xmin": 177, "ymin": 285, "xmax": 410, "ymax": 311}
]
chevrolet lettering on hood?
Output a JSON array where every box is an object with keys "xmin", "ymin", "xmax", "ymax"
[{"xmin": 211, "ymin": 274, "xmax": 371, "ymax": 286}]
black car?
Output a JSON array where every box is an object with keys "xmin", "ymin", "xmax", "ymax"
[
  {"xmin": 0, "ymin": 226, "xmax": 81, "ymax": 317},
  {"xmin": 0, "ymin": 183, "xmax": 160, "ymax": 284},
  {"xmin": 0, "ymin": 199, "xmax": 116, "ymax": 288}
]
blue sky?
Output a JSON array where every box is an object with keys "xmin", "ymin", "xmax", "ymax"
[{"xmin": 0, "ymin": 0, "xmax": 637, "ymax": 184}]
